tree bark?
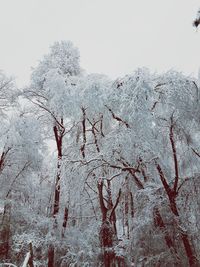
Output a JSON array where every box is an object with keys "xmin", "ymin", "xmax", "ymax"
[
  {"xmin": 0, "ymin": 201, "xmax": 11, "ymax": 259},
  {"xmin": 156, "ymin": 163, "xmax": 198, "ymax": 267},
  {"xmin": 53, "ymin": 123, "xmax": 64, "ymax": 217},
  {"xmin": 48, "ymin": 244, "xmax": 54, "ymax": 267},
  {"xmin": 98, "ymin": 180, "xmax": 121, "ymax": 267},
  {"xmin": 62, "ymin": 207, "xmax": 68, "ymax": 237},
  {"xmin": 28, "ymin": 242, "xmax": 34, "ymax": 267}
]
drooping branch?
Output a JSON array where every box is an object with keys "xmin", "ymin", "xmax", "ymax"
[
  {"xmin": 105, "ymin": 105, "xmax": 130, "ymax": 128},
  {"xmin": 5, "ymin": 162, "xmax": 31, "ymax": 199},
  {"xmin": 26, "ymin": 97, "xmax": 65, "ymax": 130}
]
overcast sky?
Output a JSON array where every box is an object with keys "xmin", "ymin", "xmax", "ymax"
[{"xmin": 0, "ymin": 0, "xmax": 200, "ymax": 86}]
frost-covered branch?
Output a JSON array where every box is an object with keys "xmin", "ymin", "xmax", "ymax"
[
  {"xmin": 105, "ymin": 105, "xmax": 130, "ymax": 128},
  {"xmin": 5, "ymin": 161, "xmax": 31, "ymax": 198}
]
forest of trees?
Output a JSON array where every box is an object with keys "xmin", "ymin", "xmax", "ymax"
[{"xmin": 0, "ymin": 40, "xmax": 200, "ymax": 267}]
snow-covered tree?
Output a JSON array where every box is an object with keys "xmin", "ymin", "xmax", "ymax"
[
  {"xmin": 1, "ymin": 41, "xmax": 200, "ymax": 267},
  {"xmin": 24, "ymin": 41, "xmax": 82, "ymax": 219}
]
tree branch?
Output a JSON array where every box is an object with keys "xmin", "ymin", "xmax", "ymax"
[
  {"xmin": 105, "ymin": 105, "xmax": 130, "ymax": 128},
  {"xmin": 109, "ymin": 189, "xmax": 121, "ymax": 221},
  {"xmin": 169, "ymin": 117, "xmax": 179, "ymax": 193}
]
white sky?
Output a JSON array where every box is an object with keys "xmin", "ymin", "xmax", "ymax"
[{"xmin": 0, "ymin": 0, "xmax": 200, "ymax": 87}]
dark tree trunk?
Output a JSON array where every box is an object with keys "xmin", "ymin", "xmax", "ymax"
[
  {"xmin": 81, "ymin": 107, "xmax": 86, "ymax": 158},
  {"xmin": 129, "ymin": 192, "xmax": 134, "ymax": 218},
  {"xmin": 156, "ymin": 163, "xmax": 198, "ymax": 267},
  {"xmin": 168, "ymin": 197, "xmax": 198, "ymax": 267},
  {"xmin": 124, "ymin": 177, "xmax": 130, "ymax": 239},
  {"xmin": 28, "ymin": 242, "xmax": 34, "ymax": 267},
  {"xmin": 98, "ymin": 180, "xmax": 121, "ymax": 267},
  {"xmin": 48, "ymin": 244, "xmax": 54, "ymax": 267},
  {"xmin": 62, "ymin": 207, "xmax": 69, "ymax": 237},
  {"xmin": 0, "ymin": 201, "xmax": 11, "ymax": 259},
  {"xmin": 53, "ymin": 123, "xmax": 64, "ymax": 217},
  {"xmin": 107, "ymin": 180, "xmax": 117, "ymax": 235},
  {"xmin": 153, "ymin": 207, "xmax": 179, "ymax": 257}
]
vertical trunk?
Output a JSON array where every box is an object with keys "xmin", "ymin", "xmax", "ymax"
[
  {"xmin": 28, "ymin": 243, "xmax": 34, "ymax": 267},
  {"xmin": 169, "ymin": 120, "xmax": 198, "ymax": 266},
  {"xmin": 53, "ymin": 124, "xmax": 63, "ymax": 217},
  {"xmin": 153, "ymin": 206, "xmax": 181, "ymax": 265},
  {"xmin": 98, "ymin": 180, "xmax": 122, "ymax": 267},
  {"xmin": 97, "ymin": 180, "xmax": 107, "ymax": 222},
  {"xmin": 0, "ymin": 201, "xmax": 11, "ymax": 259},
  {"xmin": 181, "ymin": 233, "xmax": 198, "ymax": 267},
  {"xmin": 81, "ymin": 107, "xmax": 86, "ymax": 158},
  {"xmin": 98, "ymin": 180, "xmax": 115, "ymax": 267},
  {"xmin": 107, "ymin": 180, "xmax": 117, "ymax": 235},
  {"xmin": 156, "ymin": 164, "xmax": 198, "ymax": 266},
  {"xmin": 53, "ymin": 157, "xmax": 61, "ymax": 216},
  {"xmin": 62, "ymin": 207, "xmax": 68, "ymax": 237},
  {"xmin": 168, "ymin": 197, "xmax": 198, "ymax": 267},
  {"xmin": 124, "ymin": 196, "xmax": 129, "ymax": 239},
  {"xmin": 48, "ymin": 244, "xmax": 54, "ymax": 267},
  {"xmin": 129, "ymin": 192, "xmax": 134, "ymax": 218},
  {"xmin": 124, "ymin": 177, "xmax": 130, "ymax": 239}
]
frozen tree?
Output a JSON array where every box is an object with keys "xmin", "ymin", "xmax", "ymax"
[
  {"xmin": 0, "ymin": 113, "xmax": 44, "ymax": 260},
  {"xmin": 24, "ymin": 41, "xmax": 82, "ymax": 219}
]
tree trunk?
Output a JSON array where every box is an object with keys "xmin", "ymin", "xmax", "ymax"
[
  {"xmin": 98, "ymin": 180, "xmax": 122, "ymax": 267},
  {"xmin": 28, "ymin": 242, "xmax": 34, "ymax": 267},
  {"xmin": 153, "ymin": 206, "xmax": 181, "ymax": 265},
  {"xmin": 48, "ymin": 244, "xmax": 54, "ymax": 267},
  {"xmin": 168, "ymin": 197, "xmax": 198, "ymax": 267},
  {"xmin": 62, "ymin": 207, "xmax": 68, "ymax": 237},
  {"xmin": 156, "ymin": 163, "xmax": 198, "ymax": 266},
  {"xmin": 53, "ymin": 124, "xmax": 63, "ymax": 217},
  {"xmin": 129, "ymin": 192, "xmax": 134, "ymax": 218},
  {"xmin": 124, "ymin": 177, "xmax": 130, "ymax": 239},
  {"xmin": 0, "ymin": 201, "xmax": 11, "ymax": 259}
]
